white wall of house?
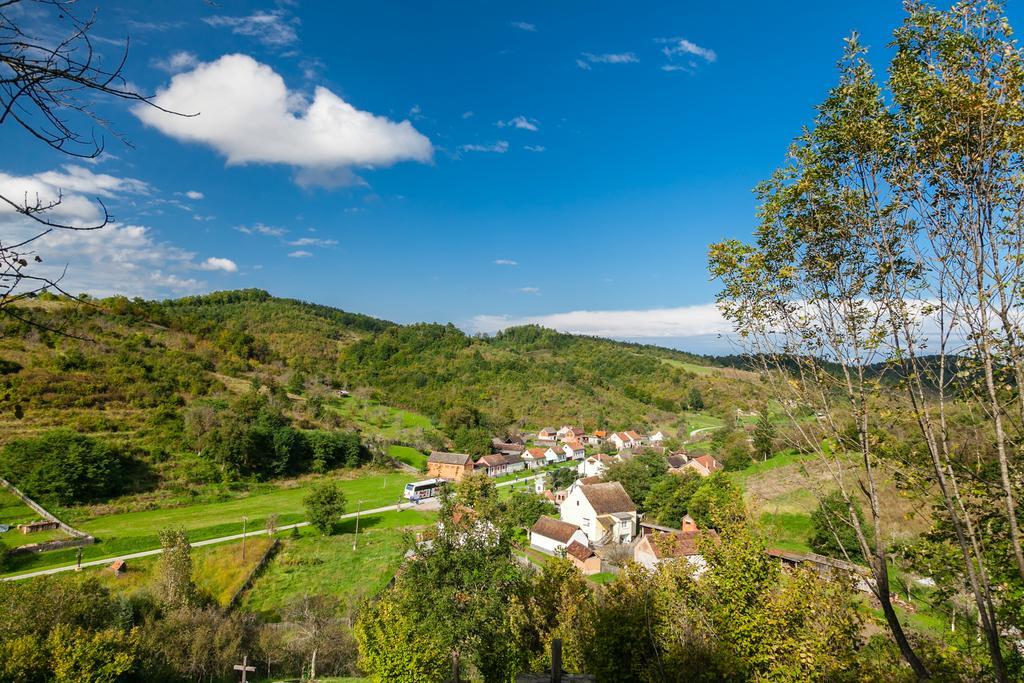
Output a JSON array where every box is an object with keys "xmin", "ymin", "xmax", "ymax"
[
  {"xmin": 545, "ymin": 447, "xmax": 563, "ymax": 463},
  {"xmin": 530, "ymin": 527, "xmax": 590, "ymax": 555},
  {"xmin": 581, "ymin": 457, "xmax": 608, "ymax": 478},
  {"xmin": 560, "ymin": 487, "xmax": 600, "ymax": 543}
]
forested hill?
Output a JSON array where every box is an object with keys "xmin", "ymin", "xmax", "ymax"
[{"xmin": 0, "ymin": 289, "xmax": 766, "ymax": 457}]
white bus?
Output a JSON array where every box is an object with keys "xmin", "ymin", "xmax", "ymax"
[{"xmin": 403, "ymin": 478, "xmax": 446, "ymax": 502}]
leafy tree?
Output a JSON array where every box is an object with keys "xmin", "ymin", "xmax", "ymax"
[
  {"xmin": 501, "ymin": 491, "xmax": 556, "ymax": 529},
  {"xmin": 454, "ymin": 472, "xmax": 499, "ymax": 517},
  {"xmin": 752, "ymin": 406, "xmax": 776, "ymax": 460},
  {"xmin": 452, "ymin": 426, "xmax": 492, "ymax": 456},
  {"xmin": 304, "ymin": 482, "xmax": 346, "ymax": 535},
  {"xmin": 643, "ymin": 470, "xmax": 705, "ymax": 527},
  {"xmin": 153, "ymin": 528, "xmax": 199, "ymax": 610},
  {"xmin": 602, "ymin": 451, "xmax": 668, "ymax": 512},
  {"xmin": 355, "ymin": 500, "xmax": 526, "ymax": 682},
  {"xmin": 0, "ymin": 430, "xmax": 127, "ymax": 505},
  {"xmin": 47, "ymin": 624, "xmax": 138, "ymax": 683},
  {"xmin": 687, "ymin": 387, "xmax": 705, "ymax": 411},
  {"xmin": 810, "ymin": 491, "xmax": 870, "ymax": 562},
  {"xmin": 687, "ymin": 474, "xmax": 744, "ymax": 528}
]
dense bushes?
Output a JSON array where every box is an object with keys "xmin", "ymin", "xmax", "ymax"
[
  {"xmin": 0, "ymin": 430, "xmax": 129, "ymax": 506},
  {"xmin": 188, "ymin": 393, "xmax": 370, "ymax": 481}
]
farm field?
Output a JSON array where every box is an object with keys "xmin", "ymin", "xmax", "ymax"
[
  {"xmin": 242, "ymin": 508, "xmax": 436, "ymax": 619},
  {"xmin": 0, "ymin": 470, "xmax": 417, "ymax": 578},
  {"xmin": 388, "ymin": 444, "xmax": 428, "ymax": 470}
]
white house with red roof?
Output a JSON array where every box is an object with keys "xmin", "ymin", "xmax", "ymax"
[
  {"xmin": 562, "ymin": 441, "xmax": 585, "ymax": 460},
  {"xmin": 684, "ymin": 454, "xmax": 723, "ymax": 477},
  {"xmin": 608, "ymin": 431, "xmax": 643, "ymax": 451}
]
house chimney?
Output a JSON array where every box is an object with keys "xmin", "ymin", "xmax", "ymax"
[{"xmin": 681, "ymin": 514, "xmax": 697, "ymax": 533}]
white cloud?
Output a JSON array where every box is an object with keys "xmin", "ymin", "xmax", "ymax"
[
  {"xmin": 495, "ymin": 259, "xmax": 518, "ymax": 266},
  {"xmin": 199, "ymin": 257, "xmax": 238, "ymax": 272},
  {"xmin": 658, "ymin": 37, "xmax": 716, "ymax": 63},
  {"xmin": 185, "ymin": 190, "xmax": 204, "ymax": 200},
  {"xmin": 0, "ymin": 166, "xmax": 219, "ymax": 298},
  {"xmin": 497, "ymin": 115, "xmax": 538, "ymax": 131},
  {"xmin": 470, "ymin": 303, "xmax": 730, "ymax": 338},
  {"xmin": 519, "ymin": 286, "xmax": 540, "ymax": 294},
  {"xmin": 462, "ymin": 111, "xmax": 475, "ymax": 119},
  {"xmin": 288, "ymin": 250, "xmax": 313, "ymax": 258},
  {"xmin": 287, "ymin": 237, "xmax": 337, "ymax": 247},
  {"xmin": 460, "ymin": 140, "xmax": 509, "ymax": 153},
  {"xmin": 236, "ymin": 223, "xmax": 286, "ymax": 237},
  {"xmin": 578, "ymin": 52, "xmax": 639, "ymax": 69},
  {"xmin": 0, "ymin": 166, "xmax": 149, "ymax": 228},
  {"xmin": 153, "ymin": 50, "xmax": 199, "ymax": 73},
  {"xmin": 661, "ymin": 64, "xmax": 687, "ymax": 72},
  {"xmin": 524, "ymin": 145, "xmax": 546, "ymax": 152},
  {"xmin": 204, "ymin": 11, "xmax": 298, "ymax": 47},
  {"xmin": 135, "ymin": 55, "xmax": 433, "ymax": 187},
  {"xmin": 510, "ymin": 21, "xmax": 537, "ymax": 32}
]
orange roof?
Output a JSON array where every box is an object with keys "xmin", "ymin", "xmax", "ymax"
[{"xmin": 565, "ymin": 440, "xmax": 584, "ymax": 450}]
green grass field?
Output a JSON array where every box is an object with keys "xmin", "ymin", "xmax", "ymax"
[
  {"xmin": 388, "ymin": 444, "xmax": 428, "ymax": 470},
  {"xmin": 0, "ymin": 488, "xmax": 36, "ymax": 527},
  {"xmin": 43, "ymin": 536, "xmax": 275, "ymax": 607},
  {"xmin": 326, "ymin": 397, "xmax": 438, "ymax": 441},
  {"xmin": 243, "ymin": 508, "xmax": 436, "ymax": 619},
  {"xmin": 0, "ymin": 470, "xmax": 417, "ymax": 578}
]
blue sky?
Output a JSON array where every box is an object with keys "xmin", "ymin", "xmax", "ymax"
[{"xmin": 2, "ymin": 0, "xmax": 955, "ymax": 352}]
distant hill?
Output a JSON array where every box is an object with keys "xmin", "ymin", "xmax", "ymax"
[{"xmin": 0, "ymin": 289, "xmax": 769, "ymax": 483}]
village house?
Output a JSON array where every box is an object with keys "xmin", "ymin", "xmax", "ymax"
[
  {"xmin": 580, "ymin": 432, "xmax": 605, "ymax": 447},
  {"xmin": 492, "ymin": 438, "xmax": 524, "ymax": 457},
  {"xmin": 427, "ymin": 451, "xmax": 475, "ymax": 481},
  {"xmin": 476, "ymin": 454, "xmax": 508, "ymax": 477},
  {"xmin": 684, "ymin": 454, "xmax": 723, "ymax": 477},
  {"xmin": 522, "ymin": 447, "xmax": 547, "ymax": 469},
  {"xmin": 504, "ymin": 453, "xmax": 526, "ymax": 474},
  {"xmin": 580, "ymin": 453, "xmax": 615, "ymax": 478},
  {"xmin": 634, "ymin": 515, "xmax": 719, "ymax": 574},
  {"xmin": 557, "ymin": 426, "xmax": 585, "ymax": 443},
  {"xmin": 562, "ymin": 440, "xmax": 585, "ymax": 461},
  {"xmin": 529, "ymin": 516, "xmax": 590, "ymax": 555},
  {"xmin": 536, "ymin": 427, "xmax": 558, "ymax": 444},
  {"xmin": 566, "ymin": 540, "xmax": 602, "ymax": 575},
  {"xmin": 608, "ymin": 431, "xmax": 643, "ymax": 451},
  {"xmin": 544, "ymin": 446, "xmax": 564, "ymax": 464},
  {"xmin": 649, "ymin": 431, "xmax": 666, "ymax": 444},
  {"xmin": 666, "ymin": 453, "xmax": 689, "ymax": 470},
  {"xmin": 560, "ymin": 481, "xmax": 637, "ymax": 545}
]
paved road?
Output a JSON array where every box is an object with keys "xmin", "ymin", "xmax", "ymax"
[
  {"xmin": 689, "ymin": 425, "xmax": 722, "ymax": 438},
  {"xmin": 2, "ymin": 470, "xmax": 550, "ymax": 582}
]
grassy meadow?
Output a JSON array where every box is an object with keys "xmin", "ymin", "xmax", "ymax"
[
  {"xmin": 242, "ymin": 508, "xmax": 436, "ymax": 619},
  {"xmin": 1, "ymin": 470, "xmax": 416, "ymax": 577}
]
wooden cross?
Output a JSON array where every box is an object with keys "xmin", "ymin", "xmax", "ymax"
[{"xmin": 233, "ymin": 655, "xmax": 256, "ymax": 683}]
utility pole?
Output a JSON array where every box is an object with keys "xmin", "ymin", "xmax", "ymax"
[{"xmin": 352, "ymin": 500, "xmax": 363, "ymax": 551}]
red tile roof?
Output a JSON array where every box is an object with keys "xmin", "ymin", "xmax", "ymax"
[
  {"xmin": 531, "ymin": 516, "xmax": 582, "ymax": 544},
  {"xmin": 566, "ymin": 540, "xmax": 595, "ymax": 561}
]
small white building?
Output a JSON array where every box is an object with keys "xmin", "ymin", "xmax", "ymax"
[
  {"xmin": 544, "ymin": 446, "xmax": 564, "ymax": 463},
  {"xmin": 608, "ymin": 431, "xmax": 643, "ymax": 451},
  {"xmin": 530, "ymin": 516, "xmax": 590, "ymax": 555},
  {"xmin": 522, "ymin": 448, "xmax": 547, "ymax": 469},
  {"xmin": 559, "ymin": 481, "xmax": 637, "ymax": 545},
  {"xmin": 562, "ymin": 441, "xmax": 585, "ymax": 461},
  {"xmin": 581, "ymin": 453, "xmax": 615, "ymax": 478},
  {"xmin": 649, "ymin": 431, "xmax": 666, "ymax": 444}
]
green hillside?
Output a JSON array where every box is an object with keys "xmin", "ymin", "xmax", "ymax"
[{"xmin": 0, "ymin": 290, "xmax": 766, "ymax": 490}]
